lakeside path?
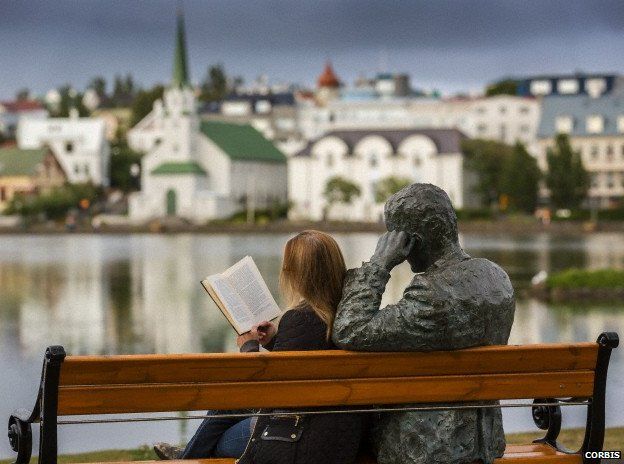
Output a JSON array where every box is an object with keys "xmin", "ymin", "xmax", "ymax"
[
  {"xmin": 1, "ymin": 428, "xmax": 621, "ymax": 463},
  {"xmin": 2, "ymin": 219, "xmax": 624, "ymax": 235}
]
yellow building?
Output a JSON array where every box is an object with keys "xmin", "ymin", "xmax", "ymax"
[{"xmin": 0, "ymin": 146, "xmax": 67, "ymax": 211}]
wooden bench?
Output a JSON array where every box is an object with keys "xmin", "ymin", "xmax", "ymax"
[{"xmin": 7, "ymin": 332, "xmax": 618, "ymax": 464}]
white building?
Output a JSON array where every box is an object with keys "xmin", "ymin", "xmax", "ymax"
[
  {"xmin": 288, "ymin": 128, "xmax": 479, "ymax": 222},
  {"xmin": 0, "ymin": 100, "xmax": 48, "ymax": 138},
  {"xmin": 298, "ymin": 87, "xmax": 540, "ymax": 154},
  {"xmin": 16, "ymin": 110, "xmax": 110, "ymax": 186},
  {"xmin": 537, "ymin": 93, "xmax": 624, "ymax": 208},
  {"xmin": 128, "ymin": 11, "xmax": 287, "ymax": 223}
]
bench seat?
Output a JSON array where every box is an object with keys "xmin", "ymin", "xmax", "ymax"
[
  {"xmin": 7, "ymin": 334, "xmax": 618, "ymax": 464},
  {"xmin": 87, "ymin": 444, "xmax": 582, "ymax": 464}
]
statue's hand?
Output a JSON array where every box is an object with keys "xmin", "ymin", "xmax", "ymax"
[{"xmin": 371, "ymin": 230, "xmax": 415, "ymax": 271}]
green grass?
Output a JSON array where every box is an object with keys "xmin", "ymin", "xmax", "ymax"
[
  {"xmin": 546, "ymin": 268, "xmax": 624, "ymax": 289},
  {"xmin": 2, "ymin": 428, "xmax": 621, "ymax": 463}
]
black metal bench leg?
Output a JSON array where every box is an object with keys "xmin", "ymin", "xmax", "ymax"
[
  {"xmin": 582, "ymin": 332, "xmax": 619, "ymax": 464},
  {"xmin": 38, "ymin": 346, "xmax": 66, "ymax": 464}
]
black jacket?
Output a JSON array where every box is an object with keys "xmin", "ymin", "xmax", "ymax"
[{"xmin": 237, "ymin": 305, "xmax": 364, "ymax": 464}]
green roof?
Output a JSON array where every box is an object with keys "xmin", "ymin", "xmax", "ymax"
[
  {"xmin": 151, "ymin": 161, "xmax": 207, "ymax": 175},
  {"xmin": 200, "ymin": 121, "xmax": 286, "ymax": 163},
  {"xmin": 0, "ymin": 147, "xmax": 48, "ymax": 176}
]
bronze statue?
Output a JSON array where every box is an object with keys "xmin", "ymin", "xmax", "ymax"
[{"xmin": 333, "ymin": 183, "xmax": 515, "ymax": 464}]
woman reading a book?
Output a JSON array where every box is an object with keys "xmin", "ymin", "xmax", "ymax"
[{"xmin": 155, "ymin": 230, "xmax": 364, "ymax": 464}]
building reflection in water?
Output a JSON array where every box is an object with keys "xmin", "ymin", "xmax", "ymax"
[{"xmin": 0, "ymin": 233, "xmax": 623, "ymax": 458}]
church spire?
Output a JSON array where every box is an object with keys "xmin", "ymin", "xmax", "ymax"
[{"xmin": 172, "ymin": 6, "xmax": 189, "ymax": 88}]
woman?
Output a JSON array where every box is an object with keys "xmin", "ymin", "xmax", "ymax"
[{"xmin": 155, "ymin": 230, "xmax": 364, "ymax": 464}]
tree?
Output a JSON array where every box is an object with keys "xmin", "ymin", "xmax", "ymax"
[
  {"xmin": 111, "ymin": 73, "xmax": 136, "ymax": 107},
  {"xmin": 546, "ymin": 133, "xmax": 589, "ymax": 209},
  {"xmin": 49, "ymin": 85, "xmax": 90, "ymax": 117},
  {"xmin": 323, "ymin": 176, "xmax": 361, "ymax": 219},
  {"xmin": 500, "ymin": 142, "xmax": 541, "ymax": 213},
  {"xmin": 109, "ymin": 141, "xmax": 143, "ymax": 192},
  {"xmin": 374, "ymin": 176, "xmax": 412, "ymax": 203},
  {"xmin": 461, "ymin": 139, "xmax": 514, "ymax": 206},
  {"xmin": 15, "ymin": 88, "xmax": 30, "ymax": 101},
  {"xmin": 200, "ymin": 64, "xmax": 227, "ymax": 101},
  {"xmin": 130, "ymin": 85, "xmax": 164, "ymax": 127},
  {"xmin": 486, "ymin": 79, "xmax": 518, "ymax": 97},
  {"xmin": 89, "ymin": 76, "xmax": 107, "ymax": 98}
]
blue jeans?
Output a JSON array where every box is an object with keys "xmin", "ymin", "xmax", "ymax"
[{"xmin": 181, "ymin": 411, "xmax": 252, "ymax": 459}]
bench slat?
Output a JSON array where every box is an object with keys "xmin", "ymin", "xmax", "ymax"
[
  {"xmin": 57, "ymin": 370, "xmax": 594, "ymax": 415},
  {"xmin": 58, "ymin": 344, "xmax": 598, "ymax": 386},
  {"xmin": 84, "ymin": 444, "xmax": 582, "ymax": 464}
]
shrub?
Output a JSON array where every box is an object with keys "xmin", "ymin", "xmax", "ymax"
[{"xmin": 546, "ymin": 269, "xmax": 624, "ymax": 289}]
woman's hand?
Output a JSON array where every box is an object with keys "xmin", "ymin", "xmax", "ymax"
[
  {"xmin": 252, "ymin": 321, "xmax": 277, "ymax": 347},
  {"xmin": 236, "ymin": 331, "xmax": 259, "ymax": 348}
]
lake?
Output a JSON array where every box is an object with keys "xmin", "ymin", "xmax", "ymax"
[{"xmin": 1, "ymin": 232, "xmax": 623, "ymax": 458}]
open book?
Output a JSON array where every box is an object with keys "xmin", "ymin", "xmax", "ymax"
[{"xmin": 201, "ymin": 256, "xmax": 281, "ymax": 335}]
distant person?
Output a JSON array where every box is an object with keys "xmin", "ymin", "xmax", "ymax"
[
  {"xmin": 333, "ymin": 183, "xmax": 516, "ymax": 464},
  {"xmin": 155, "ymin": 230, "xmax": 364, "ymax": 464}
]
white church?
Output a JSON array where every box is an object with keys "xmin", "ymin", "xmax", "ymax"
[{"xmin": 128, "ymin": 12, "xmax": 287, "ymax": 223}]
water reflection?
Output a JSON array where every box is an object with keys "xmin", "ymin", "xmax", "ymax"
[{"xmin": 0, "ymin": 233, "xmax": 623, "ymax": 458}]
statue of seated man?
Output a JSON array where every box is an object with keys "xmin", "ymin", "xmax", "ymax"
[{"xmin": 333, "ymin": 183, "xmax": 516, "ymax": 464}]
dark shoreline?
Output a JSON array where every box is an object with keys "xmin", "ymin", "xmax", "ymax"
[{"xmin": 1, "ymin": 219, "xmax": 624, "ymax": 235}]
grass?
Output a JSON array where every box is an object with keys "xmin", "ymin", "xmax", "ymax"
[
  {"xmin": 546, "ymin": 268, "xmax": 624, "ymax": 289},
  {"xmin": 2, "ymin": 428, "xmax": 621, "ymax": 463}
]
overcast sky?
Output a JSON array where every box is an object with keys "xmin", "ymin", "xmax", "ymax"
[{"xmin": 2, "ymin": 0, "xmax": 624, "ymax": 99}]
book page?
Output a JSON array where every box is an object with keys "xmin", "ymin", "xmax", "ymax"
[
  {"xmin": 221, "ymin": 256, "xmax": 281, "ymax": 331},
  {"xmin": 202, "ymin": 256, "xmax": 281, "ymax": 334},
  {"xmin": 205, "ymin": 275, "xmax": 252, "ymax": 333}
]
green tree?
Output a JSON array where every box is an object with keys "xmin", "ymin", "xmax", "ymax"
[
  {"xmin": 374, "ymin": 176, "xmax": 412, "ymax": 203},
  {"xmin": 323, "ymin": 176, "xmax": 361, "ymax": 219},
  {"xmin": 49, "ymin": 85, "xmax": 90, "ymax": 117},
  {"xmin": 461, "ymin": 139, "xmax": 514, "ymax": 206},
  {"xmin": 109, "ymin": 141, "xmax": 143, "ymax": 192},
  {"xmin": 89, "ymin": 76, "xmax": 107, "ymax": 100},
  {"xmin": 15, "ymin": 88, "xmax": 30, "ymax": 101},
  {"xmin": 130, "ymin": 85, "xmax": 165, "ymax": 127},
  {"xmin": 500, "ymin": 142, "xmax": 541, "ymax": 213},
  {"xmin": 485, "ymin": 79, "xmax": 518, "ymax": 96},
  {"xmin": 200, "ymin": 64, "xmax": 227, "ymax": 101},
  {"xmin": 546, "ymin": 133, "xmax": 589, "ymax": 209}
]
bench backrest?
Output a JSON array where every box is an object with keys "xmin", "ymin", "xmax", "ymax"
[{"xmin": 56, "ymin": 343, "xmax": 599, "ymax": 415}]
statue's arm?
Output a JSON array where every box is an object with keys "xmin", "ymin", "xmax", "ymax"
[{"xmin": 333, "ymin": 261, "xmax": 449, "ymax": 351}]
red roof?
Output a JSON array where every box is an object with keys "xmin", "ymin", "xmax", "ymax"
[
  {"xmin": 0, "ymin": 100, "xmax": 45, "ymax": 112},
  {"xmin": 317, "ymin": 62, "xmax": 340, "ymax": 88}
]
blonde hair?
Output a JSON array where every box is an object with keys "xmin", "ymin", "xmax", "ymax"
[{"xmin": 279, "ymin": 230, "xmax": 346, "ymax": 339}]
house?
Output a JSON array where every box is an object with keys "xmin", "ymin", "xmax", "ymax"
[
  {"xmin": 0, "ymin": 146, "xmax": 66, "ymax": 210},
  {"xmin": 537, "ymin": 93, "xmax": 624, "ymax": 208},
  {"xmin": 128, "ymin": 10, "xmax": 287, "ymax": 223},
  {"xmin": 0, "ymin": 100, "xmax": 48, "ymax": 138},
  {"xmin": 16, "ymin": 111, "xmax": 110, "ymax": 186},
  {"xmin": 288, "ymin": 128, "xmax": 479, "ymax": 222}
]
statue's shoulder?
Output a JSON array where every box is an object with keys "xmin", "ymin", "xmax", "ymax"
[{"xmin": 444, "ymin": 256, "xmax": 513, "ymax": 289}]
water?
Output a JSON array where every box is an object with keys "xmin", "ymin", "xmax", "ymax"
[{"xmin": 1, "ymin": 232, "xmax": 623, "ymax": 458}]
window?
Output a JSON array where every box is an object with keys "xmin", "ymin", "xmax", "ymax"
[
  {"xmin": 500, "ymin": 124, "xmax": 507, "ymax": 141},
  {"xmin": 74, "ymin": 164, "xmax": 80, "ymax": 174},
  {"xmin": 84, "ymin": 164, "xmax": 90, "ymax": 175},
  {"xmin": 585, "ymin": 78, "xmax": 607, "ymax": 98},
  {"xmin": 530, "ymin": 80, "xmax": 552, "ymax": 96},
  {"xmin": 519, "ymin": 106, "xmax": 530, "ymax": 114},
  {"xmin": 65, "ymin": 142, "xmax": 74, "ymax": 153},
  {"xmin": 607, "ymin": 172, "xmax": 614, "ymax": 189},
  {"xmin": 413, "ymin": 156, "xmax": 421, "ymax": 167},
  {"xmin": 369, "ymin": 154, "xmax": 378, "ymax": 168},
  {"xmin": 606, "ymin": 145, "xmax": 614, "ymax": 162},
  {"xmin": 520, "ymin": 124, "xmax": 530, "ymax": 133},
  {"xmin": 586, "ymin": 115, "xmax": 604, "ymax": 134},
  {"xmin": 476, "ymin": 107, "xmax": 486, "ymax": 114},
  {"xmin": 477, "ymin": 123, "xmax": 487, "ymax": 133},
  {"xmin": 555, "ymin": 116, "xmax": 573, "ymax": 134},
  {"xmin": 558, "ymin": 79, "xmax": 579, "ymax": 94},
  {"xmin": 155, "ymin": 138, "xmax": 162, "ymax": 145},
  {"xmin": 591, "ymin": 174, "xmax": 599, "ymax": 188},
  {"xmin": 591, "ymin": 145, "xmax": 599, "ymax": 160},
  {"xmin": 499, "ymin": 106, "xmax": 507, "ymax": 114}
]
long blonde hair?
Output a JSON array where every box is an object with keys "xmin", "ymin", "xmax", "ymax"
[{"xmin": 279, "ymin": 230, "xmax": 346, "ymax": 338}]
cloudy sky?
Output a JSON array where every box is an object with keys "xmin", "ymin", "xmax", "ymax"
[{"xmin": 2, "ymin": 0, "xmax": 624, "ymax": 99}]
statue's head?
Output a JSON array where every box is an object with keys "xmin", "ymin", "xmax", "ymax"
[{"xmin": 384, "ymin": 183, "xmax": 459, "ymax": 272}]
